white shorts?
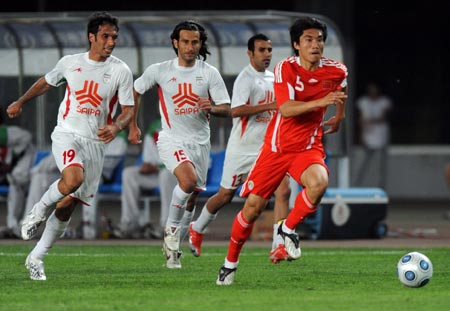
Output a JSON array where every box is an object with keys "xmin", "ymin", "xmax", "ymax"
[
  {"xmin": 157, "ymin": 137, "xmax": 210, "ymax": 191},
  {"xmin": 220, "ymin": 150, "xmax": 257, "ymax": 189},
  {"xmin": 51, "ymin": 127, "xmax": 106, "ymax": 205}
]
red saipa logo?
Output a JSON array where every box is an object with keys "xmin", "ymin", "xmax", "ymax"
[
  {"xmin": 75, "ymin": 80, "xmax": 103, "ymax": 116},
  {"xmin": 172, "ymin": 82, "xmax": 200, "ymax": 115}
]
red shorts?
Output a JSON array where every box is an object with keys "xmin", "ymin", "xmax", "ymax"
[{"xmin": 240, "ymin": 145, "xmax": 328, "ymax": 199}]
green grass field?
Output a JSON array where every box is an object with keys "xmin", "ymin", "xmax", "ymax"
[{"xmin": 0, "ymin": 244, "xmax": 449, "ymax": 311}]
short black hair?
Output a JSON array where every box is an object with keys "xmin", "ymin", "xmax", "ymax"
[
  {"xmin": 87, "ymin": 11, "xmax": 119, "ymax": 45},
  {"xmin": 289, "ymin": 17, "xmax": 327, "ymax": 56},
  {"xmin": 247, "ymin": 33, "xmax": 270, "ymax": 52},
  {"xmin": 170, "ymin": 20, "xmax": 211, "ymax": 61}
]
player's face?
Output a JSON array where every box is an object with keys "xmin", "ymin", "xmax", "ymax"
[
  {"xmin": 174, "ymin": 30, "xmax": 201, "ymax": 67},
  {"xmin": 294, "ymin": 28, "xmax": 324, "ymax": 69},
  {"xmin": 89, "ymin": 23, "xmax": 118, "ymax": 62},
  {"xmin": 248, "ymin": 39, "xmax": 272, "ymax": 72}
]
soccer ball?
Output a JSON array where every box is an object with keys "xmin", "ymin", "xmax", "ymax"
[{"xmin": 397, "ymin": 251, "xmax": 433, "ymax": 288}]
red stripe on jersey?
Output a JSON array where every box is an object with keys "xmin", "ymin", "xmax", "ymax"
[
  {"xmin": 62, "ymin": 84, "xmax": 72, "ymax": 120},
  {"xmin": 240, "ymin": 99, "xmax": 251, "ymax": 137},
  {"xmin": 107, "ymin": 92, "xmax": 118, "ymax": 125},
  {"xmin": 158, "ymin": 85, "xmax": 171, "ymax": 128}
]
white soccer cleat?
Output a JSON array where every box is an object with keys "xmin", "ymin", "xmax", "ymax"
[
  {"xmin": 163, "ymin": 226, "xmax": 182, "ymax": 269},
  {"xmin": 21, "ymin": 205, "xmax": 47, "ymax": 240},
  {"xmin": 216, "ymin": 266, "xmax": 237, "ymax": 286},
  {"xmin": 25, "ymin": 254, "xmax": 46, "ymax": 281},
  {"xmin": 277, "ymin": 221, "xmax": 302, "ymax": 260}
]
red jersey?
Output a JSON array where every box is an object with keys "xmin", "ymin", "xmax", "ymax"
[{"xmin": 265, "ymin": 56, "xmax": 347, "ymax": 153}]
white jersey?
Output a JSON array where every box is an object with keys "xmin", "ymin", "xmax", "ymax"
[
  {"xmin": 227, "ymin": 64, "xmax": 275, "ymax": 155},
  {"xmin": 134, "ymin": 58, "xmax": 230, "ymax": 145},
  {"xmin": 45, "ymin": 52, "xmax": 134, "ymax": 140}
]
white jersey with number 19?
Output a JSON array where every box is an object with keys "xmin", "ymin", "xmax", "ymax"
[{"xmin": 45, "ymin": 52, "xmax": 134, "ymax": 140}]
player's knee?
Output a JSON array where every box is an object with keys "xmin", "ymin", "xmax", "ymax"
[
  {"xmin": 55, "ymin": 198, "xmax": 77, "ymax": 221},
  {"xmin": 61, "ymin": 177, "xmax": 83, "ymax": 194}
]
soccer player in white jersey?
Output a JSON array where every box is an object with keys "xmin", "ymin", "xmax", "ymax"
[
  {"xmin": 6, "ymin": 12, "xmax": 140, "ymax": 281},
  {"xmin": 133, "ymin": 20, "xmax": 231, "ymax": 269},
  {"xmin": 189, "ymin": 34, "xmax": 292, "ymax": 262}
]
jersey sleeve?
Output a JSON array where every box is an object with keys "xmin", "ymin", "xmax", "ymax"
[
  {"xmin": 273, "ymin": 60, "xmax": 294, "ymax": 107},
  {"xmin": 207, "ymin": 66, "xmax": 230, "ymax": 105},
  {"xmin": 231, "ymin": 71, "xmax": 251, "ymax": 109},
  {"xmin": 117, "ymin": 63, "xmax": 134, "ymax": 106},
  {"xmin": 134, "ymin": 64, "xmax": 159, "ymax": 95},
  {"xmin": 45, "ymin": 55, "xmax": 70, "ymax": 87}
]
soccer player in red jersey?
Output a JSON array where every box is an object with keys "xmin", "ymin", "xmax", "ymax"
[{"xmin": 216, "ymin": 16, "xmax": 348, "ymax": 285}]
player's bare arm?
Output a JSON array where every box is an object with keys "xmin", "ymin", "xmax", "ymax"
[
  {"xmin": 97, "ymin": 105, "xmax": 135, "ymax": 144},
  {"xmin": 6, "ymin": 77, "xmax": 53, "ymax": 118},
  {"xmin": 198, "ymin": 97, "xmax": 230, "ymax": 117},
  {"xmin": 279, "ymin": 91, "xmax": 347, "ymax": 118},
  {"xmin": 128, "ymin": 89, "xmax": 143, "ymax": 144},
  {"xmin": 231, "ymin": 101, "xmax": 276, "ymax": 118},
  {"xmin": 324, "ymin": 87, "xmax": 347, "ymax": 134}
]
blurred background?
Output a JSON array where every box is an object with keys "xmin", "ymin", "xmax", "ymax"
[{"xmin": 1, "ymin": 0, "xmax": 450, "ymax": 202}]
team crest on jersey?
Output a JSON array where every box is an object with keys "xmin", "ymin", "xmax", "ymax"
[
  {"xmin": 75, "ymin": 80, "xmax": 103, "ymax": 116},
  {"xmin": 247, "ymin": 180, "xmax": 254, "ymax": 191},
  {"xmin": 195, "ymin": 76, "xmax": 204, "ymax": 86},
  {"xmin": 103, "ymin": 73, "xmax": 112, "ymax": 84},
  {"xmin": 172, "ymin": 82, "xmax": 200, "ymax": 115}
]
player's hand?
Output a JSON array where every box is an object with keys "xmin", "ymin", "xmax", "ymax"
[
  {"xmin": 128, "ymin": 126, "xmax": 142, "ymax": 145},
  {"xmin": 6, "ymin": 101, "xmax": 23, "ymax": 119},
  {"xmin": 198, "ymin": 97, "xmax": 212, "ymax": 114},
  {"xmin": 97, "ymin": 125, "xmax": 118, "ymax": 143},
  {"xmin": 317, "ymin": 91, "xmax": 347, "ymax": 108},
  {"xmin": 323, "ymin": 115, "xmax": 343, "ymax": 134}
]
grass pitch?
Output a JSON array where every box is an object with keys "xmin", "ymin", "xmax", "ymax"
[{"xmin": 0, "ymin": 244, "xmax": 449, "ymax": 311}]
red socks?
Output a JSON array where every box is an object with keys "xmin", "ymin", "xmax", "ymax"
[
  {"xmin": 226, "ymin": 211, "xmax": 254, "ymax": 263},
  {"xmin": 285, "ymin": 189, "xmax": 317, "ymax": 230}
]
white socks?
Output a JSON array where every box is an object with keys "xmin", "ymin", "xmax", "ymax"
[
  {"xmin": 34, "ymin": 179, "xmax": 64, "ymax": 219},
  {"xmin": 31, "ymin": 210, "xmax": 70, "ymax": 261},
  {"xmin": 192, "ymin": 204, "xmax": 217, "ymax": 234},
  {"xmin": 166, "ymin": 184, "xmax": 192, "ymax": 228}
]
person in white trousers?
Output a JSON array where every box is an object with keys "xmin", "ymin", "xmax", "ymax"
[{"xmin": 0, "ymin": 118, "xmax": 35, "ymax": 238}]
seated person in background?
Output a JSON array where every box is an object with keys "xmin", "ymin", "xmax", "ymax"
[
  {"xmin": 0, "ymin": 112, "xmax": 35, "ymax": 238},
  {"xmin": 21, "ymin": 131, "xmax": 128, "ymax": 239},
  {"xmin": 113, "ymin": 119, "xmax": 177, "ymax": 239}
]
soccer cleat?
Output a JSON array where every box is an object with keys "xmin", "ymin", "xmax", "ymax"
[
  {"xmin": 163, "ymin": 226, "xmax": 182, "ymax": 269},
  {"xmin": 25, "ymin": 254, "xmax": 46, "ymax": 281},
  {"xmin": 162, "ymin": 243, "xmax": 183, "ymax": 269},
  {"xmin": 21, "ymin": 206, "xmax": 46, "ymax": 240},
  {"xmin": 269, "ymin": 244, "xmax": 292, "ymax": 264},
  {"xmin": 277, "ymin": 221, "xmax": 301, "ymax": 260},
  {"xmin": 216, "ymin": 266, "xmax": 237, "ymax": 286},
  {"xmin": 189, "ymin": 222, "xmax": 204, "ymax": 257}
]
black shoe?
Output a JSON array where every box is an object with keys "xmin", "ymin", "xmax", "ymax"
[
  {"xmin": 277, "ymin": 221, "xmax": 301, "ymax": 259},
  {"xmin": 216, "ymin": 265, "xmax": 237, "ymax": 285}
]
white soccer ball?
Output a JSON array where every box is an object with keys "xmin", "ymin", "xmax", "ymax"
[{"xmin": 397, "ymin": 251, "xmax": 433, "ymax": 288}]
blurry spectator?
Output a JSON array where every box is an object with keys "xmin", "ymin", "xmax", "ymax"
[
  {"xmin": 113, "ymin": 119, "xmax": 177, "ymax": 239},
  {"xmin": 0, "ymin": 112, "xmax": 35, "ymax": 238},
  {"xmin": 354, "ymin": 82, "xmax": 392, "ymax": 188},
  {"xmin": 22, "ymin": 132, "xmax": 128, "ymax": 239}
]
